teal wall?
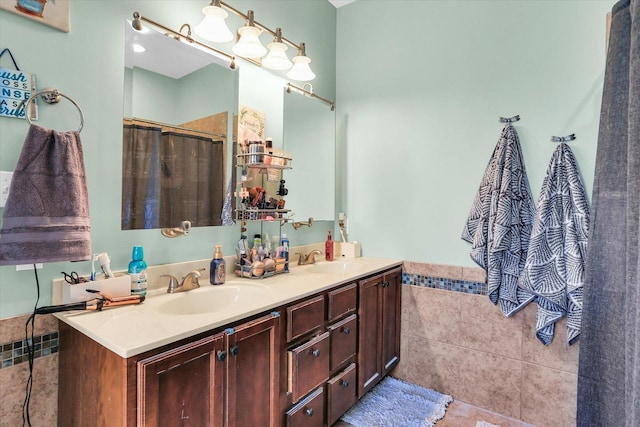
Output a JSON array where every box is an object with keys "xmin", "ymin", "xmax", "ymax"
[
  {"xmin": 0, "ymin": 1, "xmax": 336, "ymax": 318},
  {"xmin": 0, "ymin": 0, "xmax": 617, "ymax": 317},
  {"xmin": 336, "ymin": 0, "xmax": 615, "ymax": 265}
]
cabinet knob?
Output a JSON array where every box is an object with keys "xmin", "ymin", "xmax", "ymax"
[
  {"xmin": 305, "ymin": 408, "xmax": 314, "ymax": 417},
  {"xmin": 230, "ymin": 345, "xmax": 239, "ymax": 356},
  {"xmin": 311, "ymin": 349, "xmax": 320, "ymax": 357},
  {"xmin": 341, "ymin": 327, "xmax": 350, "ymax": 335},
  {"xmin": 382, "ymin": 281, "xmax": 389, "ymax": 288},
  {"xmin": 341, "ymin": 380, "xmax": 350, "ymax": 387},
  {"xmin": 216, "ymin": 350, "xmax": 227, "ymax": 362}
]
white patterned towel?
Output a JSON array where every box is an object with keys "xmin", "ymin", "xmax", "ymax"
[
  {"xmin": 518, "ymin": 143, "xmax": 590, "ymax": 345},
  {"xmin": 462, "ymin": 124, "xmax": 536, "ymax": 316}
]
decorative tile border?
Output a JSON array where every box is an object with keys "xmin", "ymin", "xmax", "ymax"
[
  {"xmin": 0, "ymin": 332, "xmax": 58, "ymax": 369},
  {"xmin": 402, "ymin": 272, "xmax": 487, "ymax": 295}
]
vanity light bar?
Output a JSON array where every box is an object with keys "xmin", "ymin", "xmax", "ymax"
[
  {"xmin": 218, "ymin": 1, "xmax": 302, "ymax": 53},
  {"xmin": 132, "ymin": 12, "xmax": 236, "ymax": 69}
]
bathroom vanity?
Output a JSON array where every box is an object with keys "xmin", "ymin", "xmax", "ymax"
[{"xmin": 56, "ymin": 257, "xmax": 402, "ymax": 426}]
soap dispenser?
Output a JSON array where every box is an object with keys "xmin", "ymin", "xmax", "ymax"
[
  {"xmin": 210, "ymin": 245, "xmax": 226, "ymax": 285},
  {"xmin": 325, "ymin": 230, "xmax": 334, "ymax": 261}
]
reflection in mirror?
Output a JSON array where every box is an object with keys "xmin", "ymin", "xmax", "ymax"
[
  {"xmin": 122, "ymin": 21, "xmax": 238, "ymax": 230},
  {"xmin": 282, "ymin": 89, "xmax": 335, "ymax": 221}
]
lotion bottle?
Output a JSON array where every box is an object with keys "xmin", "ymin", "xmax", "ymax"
[
  {"xmin": 210, "ymin": 245, "xmax": 226, "ymax": 285},
  {"xmin": 325, "ymin": 230, "xmax": 334, "ymax": 261}
]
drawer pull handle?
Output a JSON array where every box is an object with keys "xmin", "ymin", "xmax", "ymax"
[
  {"xmin": 305, "ymin": 408, "xmax": 314, "ymax": 417},
  {"xmin": 311, "ymin": 349, "xmax": 321, "ymax": 357},
  {"xmin": 341, "ymin": 380, "xmax": 350, "ymax": 387},
  {"xmin": 341, "ymin": 327, "xmax": 350, "ymax": 335},
  {"xmin": 216, "ymin": 350, "xmax": 227, "ymax": 362},
  {"xmin": 230, "ymin": 345, "xmax": 239, "ymax": 356}
]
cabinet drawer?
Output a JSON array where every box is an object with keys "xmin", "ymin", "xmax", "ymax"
[
  {"xmin": 285, "ymin": 387, "xmax": 324, "ymax": 427},
  {"xmin": 327, "ymin": 283, "xmax": 357, "ymax": 322},
  {"xmin": 328, "ymin": 314, "xmax": 357, "ymax": 372},
  {"xmin": 327, "ymin": 363, "xmax": 357, "ymax": 426},
  {"xmin": 286, "ymin": 295, "xmax": 325, "ymax": 342},
  {"xmin": 287, "ymin": 332, "xmax": 330, "ymax": 403}
]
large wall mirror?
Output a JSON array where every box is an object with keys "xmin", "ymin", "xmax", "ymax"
[
  {"xmin": 122, "ymin": 21, "xmax": 238, "ymax": 230},
  {"xmin": 282, "ymin": 89, "xmax": 335, "ymax": 221}
]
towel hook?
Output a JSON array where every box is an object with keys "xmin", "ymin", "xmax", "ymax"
[
  {"xmin": 19, "ymin": 87, "xmax": 85, "ymax": 133},
  {"xmin": 551, "ymin": 134, "xmax": 576, "ymax": 143},
  {"xmin": 499, "ymin": 115, "xmax": 520, "ymax": 123}
]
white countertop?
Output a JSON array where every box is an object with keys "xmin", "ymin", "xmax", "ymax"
[{"xmin": 55, "ymin": 256, "xmax": 402, "ymax": 358}]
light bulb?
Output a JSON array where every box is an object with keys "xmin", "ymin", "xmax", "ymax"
[
  {"xmin": 195, "ymin": 4, "xmax": 233, "ymax": 43},
  {"xmin": 232, "ymin": 25, "xmax": 267, "ymax": 58},
  {"xmin": 262, "ymin": 41, "xmax": 292, "ymax": 70},
  {"xmin": 287, "ymin": 55, "xmax": 316, "ymax": 81}
]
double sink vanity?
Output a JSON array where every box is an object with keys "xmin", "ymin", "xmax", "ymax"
[{"xmin": 56, "ymin": 256, "xmax": 402, "ymax": 426}]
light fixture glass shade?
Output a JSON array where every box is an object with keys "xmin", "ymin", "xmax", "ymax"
[
  {"xmin": 232, "ymin": 26, "xmax": 267, "ymax": 58},
  {"xmin": 262, "ymin": 42, "xmax": 292, "ymax": 70},
  {"xmin": 195, "ymin": 5, "xmax": 233, "ymax": 43},
  {"xmin": 287, "ymin": 55, "xmax": 316, "ymax": 81}
]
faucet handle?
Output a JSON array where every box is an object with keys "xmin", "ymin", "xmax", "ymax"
[{"xmin": 161, "ymin": 274, "xmax": 179, "ymax": 293}]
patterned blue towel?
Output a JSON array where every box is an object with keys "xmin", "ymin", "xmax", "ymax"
[
  {"xmin": 518, "ymin": 143, "xmax": 590, "ymax": 345},
  {"xmin": 462, "ymin": 124, "xmax": 536, "ymax": 316}
]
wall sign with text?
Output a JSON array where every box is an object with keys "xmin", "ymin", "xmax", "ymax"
[{"xmin": 0, "ymin": 68, "xmax": 37, "ymax": 120}]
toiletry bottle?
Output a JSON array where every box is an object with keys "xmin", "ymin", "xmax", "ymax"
[
  {"xmin": 281, "ymin": 233, "xmax": 290, "ymax": 271},
  {"xmin": 325, "ymin": 230, "xmax": 334, "ymax": 261},
  {"xmin": 264, "ymin": 137, "xmax": 273, "ymax": 165},
  {"xmin": 210, "ymin": 245, "xmax": 226, "ymax": 285},
  {"xmin": 128, "ymin": 246, "xmax": 147, "ymax": 296},
  {"xmin": 253, "ymin": 233, "xmax": 262, "ymax": 250}
]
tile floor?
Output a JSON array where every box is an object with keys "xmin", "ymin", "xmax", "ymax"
[{"xmin": 333, "ymin": 398, "xmax": 535, "ymax": 427}]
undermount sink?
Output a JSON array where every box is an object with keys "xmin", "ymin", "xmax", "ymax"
[
  {"xmin": 156, "ymin": 283, "xmax": 269, "ymax": 315},
  {"xmin": 306, "ymin": 260, "xmax": 363, "ymax": 275}
]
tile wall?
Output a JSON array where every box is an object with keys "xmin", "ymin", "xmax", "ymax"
[
  {"xmin": 0, "ymin": 313, "xmax": 58, "ymax": 427},
  {"xmin": 393, "ymin": 261, "xmax": 580, "ymax": 427}
]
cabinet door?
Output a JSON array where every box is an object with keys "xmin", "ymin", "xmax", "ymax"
[
  {"xmin": 227, "ymin": 312, "xmax": 281, "ymax": 427},
  {"xmin": 382, "ymin": 268, "xmax": 402, "ymax": 374},
  {"xmin": 357, "ymin": 273, "xmax": 383, "ymax": 397},
  {"xmin": 137, "ymin": 333, "xmax": 227, "ymax": 427}
]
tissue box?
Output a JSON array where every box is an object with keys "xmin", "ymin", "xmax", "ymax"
[
  {"xmin": 336, "ymin": 241, "xmax": 361, "ymax": 258},
  {"xmin": 61, "ymin": 273, "xmax": 131, "ymax": 303}
]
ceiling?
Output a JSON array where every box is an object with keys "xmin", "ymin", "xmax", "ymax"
[{"xmin": 328, "ymin": 0, "xmax": 357, "ymax": 8}]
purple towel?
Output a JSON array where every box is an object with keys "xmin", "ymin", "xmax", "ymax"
[{"xmin": 0, "ymin": 124, "xmax": 91, "ymax": 265}]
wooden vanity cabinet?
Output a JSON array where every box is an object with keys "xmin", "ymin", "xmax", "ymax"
[
  {"xmin": 357, "ymin": 267, "xmax": 402, "ymax": 397},
  {"xmin": 58, "ymin": 311, "xmax": 280, "ymax": 427}
]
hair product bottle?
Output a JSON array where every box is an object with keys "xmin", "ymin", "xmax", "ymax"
[
  {"xmin": 325, "ymin": 230, "xmax": 334, "ymax": 261},
  {"xmin": 210, "ymin": 245, "xmax": 226, "ymax": 285}
]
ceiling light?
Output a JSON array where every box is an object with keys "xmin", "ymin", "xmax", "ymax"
[
  {"xmin": 262, "ymin": 28, "xmax": 292, "ymax": 70},
  {"xmin": 195, "ymin": 0, "xmax": 233, "ymax": 43},
  {"xmin": 287, "ymin": 43, "xmax": 315, "ymax": 81},
  {"xmin": 132, "ymin": 43, "xmax": 146, "ymax": 53},
  {"xmin": 232, "ymin": 10, "xmax": 267, "ymax": 59}
]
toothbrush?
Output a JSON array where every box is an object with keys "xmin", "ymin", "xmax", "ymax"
[{"xmin": 90, "ymin": 254, "xmax": 96, "ymax": 281}]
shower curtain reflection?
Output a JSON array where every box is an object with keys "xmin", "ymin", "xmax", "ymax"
[
  {"xmin": 160, "ymin": 132, "xmax": 224, "ymax": 228},
  {"xmin": 122, "ymin": 124, "xmax": 162, "ymax": 229},
  {"xmin": 122, "ymin": 123, "xmax": 225, "ymax": 230}
]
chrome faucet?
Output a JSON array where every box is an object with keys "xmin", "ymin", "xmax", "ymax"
[
  {"xmin": 162, "ymin": 268, "xmax": 205, "ymax": 293},
  {"xmin": 297, "ymin": 250, "xmax": 323, "ymax": 265}
]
